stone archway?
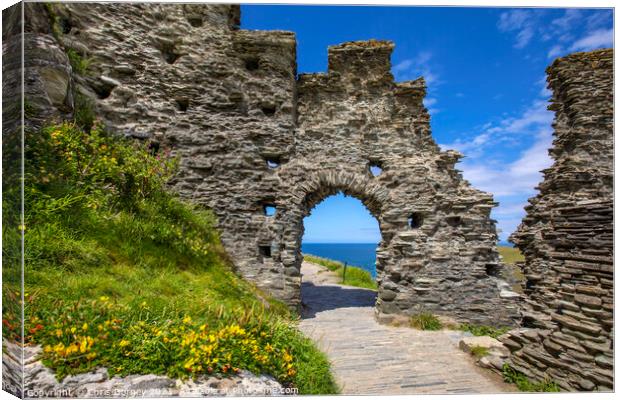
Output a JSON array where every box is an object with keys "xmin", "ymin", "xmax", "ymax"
[
  {"xmin": 203, "ymin": 40, "xmax": 522, "ymax": 327},
  {"xmin": 290, "ymin": 170, "xmax": 388, "ymax": 304}
]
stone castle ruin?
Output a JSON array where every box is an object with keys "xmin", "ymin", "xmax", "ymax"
[
  {"xmin": 15, "ymin": 3, "xmax": 521, "ymax": 325},
  {"xmin": 4, "ymin": 3, "xmax": 613, "ymax": 391}
]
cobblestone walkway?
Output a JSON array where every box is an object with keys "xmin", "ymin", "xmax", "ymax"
[{"xmin": 298, "ymin": 261, "xmax": 514, "ymax": 395}]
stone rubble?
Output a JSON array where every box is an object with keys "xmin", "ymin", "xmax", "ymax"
[
  {"xmin": 458, "ymin": 335, "xmax": 512, "ymax": 376},
  {"xmin": 3, "ymin": 342, "xmax": 284, "ymax": 398}
]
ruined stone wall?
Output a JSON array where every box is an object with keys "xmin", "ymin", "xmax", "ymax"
[
  {"xmin": 286, "ymin": 41, "xmax": 519, "ymax": 324},
  {"xmin": 14, "ymin": 3, "xmax": 520, "ymax": 326},
  {"xmin": 503, "ymin": 49, "xmax": 613, "ymax": 391}
]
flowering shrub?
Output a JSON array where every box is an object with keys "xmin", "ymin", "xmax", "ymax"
[
  {"xmin": 26, "ymin": 121, "xmax": 178, "ymax": 214},
  {"xmin": 27, "ymin": 297, "xmax": 297, "ymax": 383}
]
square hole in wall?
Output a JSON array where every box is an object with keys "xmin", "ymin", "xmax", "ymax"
[
  {"xmin": 264, "ymin": 156, "xmax": 281, "ymax": 169},
  {"xmin": 263, "ymin": 205, "xmax": 276, "ymax": 216},
  {"xmin": 175, "ymin": 97, "xmax": 189, "ymax": 112},
  {"xmin": 369, "ymin": 162, "xmax": 383, "ymax": 177},
  {"xmin": 245, "ymin": 57, "xmax": 260, "ymax": 71},
  {"xmin": 408, "ymin": 213, "xmax": 424, "ymax": 229},
  {"xmin": 258, "ymin": 245, "xmax": 272, "ymax": 258},
  {"xmin": 261, "ymin": 105, "xmax": 276, "ymax": 116},
  {"xmin": 446, "ymin": 216, "xmax": 462, "ymax": 227}
]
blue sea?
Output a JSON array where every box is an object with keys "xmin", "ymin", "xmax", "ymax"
[
  {"xmin": 301, "ymin": 241, "xmax": 515, "ymax": 279},
  {"xmin": 301, "ymin": 243, "xmax": 378, "ymax": 278}
]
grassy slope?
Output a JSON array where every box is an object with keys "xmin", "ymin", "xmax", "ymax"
[
  {"xmin": 498, "ymin": 246, "xmax": 525, "ymax": 264},
  {"xmin": 303, "ymin": 254, "xmax": 377, "ymax": 290},
  {"xmin": 2, "ymin": 122, "xmax": 337, "ymax": 394}
]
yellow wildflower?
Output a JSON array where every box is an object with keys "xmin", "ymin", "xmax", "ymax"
[
  {"xmin": 184, "ymin": 358, "xmax": 195, "ymax": 370},
  {"xmin": 82, "ymin": 323, "xmax": 88, "ymax": 331},
  {"xmin": 55, "ymin": 329, "xmax": 63, "ymax": 337},
  {"xmin": 118, "ymin": 339, "xmax": 130, "ymax": 348},
  {"xmin": 70, "ymin": 327, "xmax": 77, "ymax": 333},
  {"xmin": 182, "ymin": 316, "xmax": 192, "ymax": 324},
  {"xmin": 66, "ymin": 344, "xmax": 79, "ymax": 355}
]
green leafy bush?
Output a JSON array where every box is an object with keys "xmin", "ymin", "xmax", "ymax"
[
  {"xmin": 409, "ymin": 313, "xmax": 442, "ymax": 331},
  {"xmin": 502, "ymin": 364, "xmax": 560, "ymax": 392}
]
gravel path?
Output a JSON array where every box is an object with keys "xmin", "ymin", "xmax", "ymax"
[{"xmin": 298, "ymin": 261, "xmax": 514, "ymax": 395}]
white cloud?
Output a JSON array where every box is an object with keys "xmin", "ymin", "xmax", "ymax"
[
  {"xmin": 498, "ymin": 9, "xmax": 531, "ymax": 32},
  {"xmin": 424, "ymin": 97, "xmax": 437, "ymax": 107},
  {"xmin": 538, "ymin": 76, "xmax": 552, "ymax": 98},
  {"xmin": 514, "ymin": 27, "xmax": 535, "ymax": 49},
  {"xmin": 392, "ymin": 51, "xmax": 440, "ymax": 86},
  {"xmin": 547, "ymin": 45, "xmax": 563, "ymax": 59},
  {"xmin": 497, "ymin": 8, "xmax": 613, "ymax": 60},
  {"xmin": 497, "ymin": 9, "xmax": 537, "ymax": 48},
  {"xmin": 586, "ymin": 10, "xmax": 612, "ymax": 31},
  {"xmin": 459, "ymin": 128, "xmax": 553, "ymax": 197},
  {"xmin": 569, "ymin": 28, "xmax": 613, "ymax": 52},
  {"xmin": 393, "ymin": 59, "xmax": 413, "ymax": 73},
  {"xmin": 551, "ymin": 9, "xmax": 582, "ymax": 32},
  {"xmin": 500, "ymin": 100, "xmax": 553, "ymax": 133}
]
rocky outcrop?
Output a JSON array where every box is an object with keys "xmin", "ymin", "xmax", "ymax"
[
  {"xmin": 3, "ymin": 342, "xmax": 285, "ymax": 398},
  {"xmin": 504, "ymin": 49, "xmax": 613, "ymax": 391},
  {"xmin": 7, "ymin": 3, "xmax": 520, "ymax": 326}
]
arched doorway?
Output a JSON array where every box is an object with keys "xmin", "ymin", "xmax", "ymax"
[{"xmin": 300, "ymin": 192, "xmax": 381, "ymax": 313}]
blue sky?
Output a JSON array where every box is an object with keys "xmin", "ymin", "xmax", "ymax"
[{"xmin": 241, "ymin": 6, "xmax": 614, "ymax": 243}]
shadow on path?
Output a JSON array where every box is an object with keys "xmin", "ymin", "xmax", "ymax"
[{"xmin": 301, "ymin": 281, "xmax": 377, "ymax": 319}]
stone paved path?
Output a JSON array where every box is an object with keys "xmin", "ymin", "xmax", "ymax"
[{"xmin": 298, "ymin": 261, "xmax": 514, "ymax": 395}]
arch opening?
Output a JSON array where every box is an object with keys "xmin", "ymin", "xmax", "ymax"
[{"xmin": 299, "ymin": 192, "xmax": 381, "ymax": 314}]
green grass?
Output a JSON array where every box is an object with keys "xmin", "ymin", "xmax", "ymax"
[
  {"xmin": 458, "ymin": 323, "xmax": 510, "ymax": 339},
  {"xmin": 2, "ymin": 122, "xmax": 338, "ymax": 394},
  {"xmin": 66, "ymin": 49, "xmax": 91, "ymax": 75},
  {"xmin": 502, "ymin": 364, "xmax": 560, "ymax": 392},
  {"xmin": 498, "ymin": 246, "xmax": 525, "ymax": 264},
  {"xmin": 469, "ymin": 345, "xmax": 490, "ymax": 359},
  {"xmin": 303, "ymin": 254, "xmax": 377, "ymax": 290},
  {"xmin": 409, "ymin": 313, "xmax": 443, "ymax": 331}
]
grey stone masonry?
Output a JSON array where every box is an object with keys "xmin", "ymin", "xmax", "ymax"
[
  {"xmin": 505, "ymin": 49, "xmax": 613, "ymax": 391},
  {"xmin": 10, "ymin": 3, "xmax": 520, "ymax": 326}
]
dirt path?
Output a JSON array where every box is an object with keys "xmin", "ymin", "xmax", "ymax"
[{"xmin": 298, "ymin": 261, "xmax": 514, "ymax": 395}]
